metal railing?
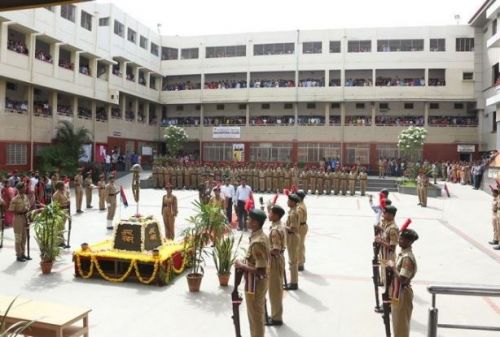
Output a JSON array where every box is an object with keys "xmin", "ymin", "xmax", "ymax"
[{"xmin": 427, "ymin": 285, "xmax": 500, "ymax": 337}]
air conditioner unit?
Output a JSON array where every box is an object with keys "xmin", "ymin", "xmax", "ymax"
[{"xmin": 109, "ymin": 89, "xmax": 119, "ymax": 104}]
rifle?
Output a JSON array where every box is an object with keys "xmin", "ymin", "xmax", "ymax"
[
  {"xmin": 24, "ymin": 212, "xmax": 32, "ymax": 260},
  {"xmin": 264, "ymin": 298, "xmax": 271, "ymax": 325},
  {"xmin": 381, "ymin": 266, "xmax": 393, "ymax": 337},
  {"xmin": 372, "ymin": 241, "xmax": 382, "ymax": 313},
  {"xmin": 231, "ymin": 267, "xmax": 244, "ymax": 337},
  {"xmin": 283, "ymin": 270, "xmax": 288, "ymax": 289},
  {"xmin": 65, "ymin": 203, "xmax": 72, "ymax": 249}
]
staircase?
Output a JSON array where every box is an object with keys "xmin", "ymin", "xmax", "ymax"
[{"xmin": 366, "ymin": 176, "xmax": 398, "ymax": 192}]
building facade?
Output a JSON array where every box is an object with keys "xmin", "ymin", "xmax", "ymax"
[{"xmin": 0, "ymin": 2, "xmax": 490, "ymax": 172}]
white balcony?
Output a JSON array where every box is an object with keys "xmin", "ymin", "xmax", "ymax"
[
  {"xmin": 160, "ymin": 90, "xmax": 202, "ymax": 104},
  {"xmin": 487, "ymin": 0, "xmax": 500, "ymax": 20},
  {"xmin": 487, "ymin": 31, "xmax": 500, "ymax": 49},
  {"xmin": 248, "ymin": 87, "xmax": 296, "ymax": 102},
  {"xmin": 486, "ymin": 86, "xmax": 500, "ymax": 106},
  {"xmin": 33, "ymin": 59, "xmax": 54, "ymax": 76}
]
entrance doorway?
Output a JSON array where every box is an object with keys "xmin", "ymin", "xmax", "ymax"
[{"xmin": 459, "ymin": 153, "xmax": 472, "ymax": 162}]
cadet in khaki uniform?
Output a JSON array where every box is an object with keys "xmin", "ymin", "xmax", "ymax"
[
  {"xmin": 152, "ymin": 164, "xmax": 159, "ymax": 188},
  {"xmin": 259, "ymin": 168, "xmax": 266, "ymax": 192},
  {"xmin": 266, "ymin": 205, "xmax": 286, "ymax": 326},
  {"xmin": 277, "ymin": 167, "xmax": 284, "ymax": 191},
  {"xmin": 265, "ymin": 167, "xmax": 272, "ymax": 193},
  {"xmin": 316, "ymin": 170, "xmax": 324, "ymax": 195},
  {"xmin": 191, "ymin": 166, "xmax": 198, "ymax": 190},
  {"xmin": 159, "ymin": 166, "xmax": 165, "ymax": 189},
  {"xmin": 97, "ymin": 175, "xmax": 106, "ymax": 210},
  {"xmin": 253, "ymin": 167, "xmax": 260, "ymax": 192},
  {"xmin": 491, "ymin": 187, "xmax": 500, "ymax": 250},
  {"xmin": 296, "ymin": 190, "xmax": 308, "ymax": 271},
  {"xmin": 308, "ymin": 170, "xmax": 316, "ymax": 194},
  {"xmin": 171, "ymin": 166, "xmax": 177, "ymax": 188},
  {"xmin": 162, "ymin": 184, "xmax": 178, "ymax": 240},
  {"xmin": 272, "ymin": 167, "xmax": 279, "ymax": 192},
  {"xmin": 74, "ymin": 168, "xmax": 84, "ymax": 213},
  {"xmin": 184, "ymin": 166, "xmax": 192, "ymax": 190},
  {"xmin": 284, "ymin": 194, "xmax": 301, "ymax": 290},
  {"xmin": 387, "ymin": 229, "xmax": 419, "ymax": 337},
  {"xmin": 348, "ymin": 171, "xmax": 357, "ymax": 196},
  {"xmin": 9, "ymin": 183, "xmax": 31, "ymax": 262},
  {"xmin": 52, "ymin": 181, "xmax": 71, "ymax": 245},
  {"xmin": 235, "ymin": 209, "xmax": 270, "ymax": 337},
  {"xmin": 84, "ymin": 173, "xmax": 94, "ymax": 209},
  {"xmin": 358, "ymin": 169, "xmax": 368, "ymax": 196},
  {"xmin": 324, "ymin": 171, "xmax": 332, "ymax": 195},
  {"xmin": 105, "ymin": 175, "xmax": 118, "ymax": 230},
  {"xmin": 176, "ymin": 166, "xmax": 183, "ymax": 189},
  {"xmin": 374, "ymin": 205, "xmax": 399, "ymax": 285},
  {"xmin": 339, "ymin": 170, "xmax": 347, "ymax": 196},
  {"xmin": 284, "ymin": 168, "xmax": 291, "ymax": 190},
  {"xmin": 416, "ymin": 171, "xmax": 429, "ymax": 207}
]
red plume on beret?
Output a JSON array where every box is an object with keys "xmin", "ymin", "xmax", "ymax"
[
  {"xmin": 291, "ymin": 185, "xmax": 297, "ymax": 193},
  {"xmin": 271, "ymin": 192, "xmax": 279, "ymax": 205},
  {"xmin": 283, "ymin": 188, "xmax": 290, "ymax": 196},
  {"xmin": 490, "ymin": 185, "xmax": 498, "ymax": 192},
  {"xmin": 379, "ymin": 198, "xmax": 386, "ymax": 209},
  {"xmin": 400, "ymin": 218, "xmax": 412, "ymax": 232},
  {"xmin": 496, "ymin": 179, "xmax": 500, "ymax": 188}
]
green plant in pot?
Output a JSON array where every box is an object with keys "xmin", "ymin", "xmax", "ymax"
[
  {"xmin": 31, "ymin": 203, "xmax": 67, "ymax": 274},
  {"xmin": 213, "ymin": 234, "xmax": 242, "ymax": 286}
]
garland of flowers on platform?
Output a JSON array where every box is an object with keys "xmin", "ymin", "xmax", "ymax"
[
  {"xmin": 133, "ymin": 259, "xmax": 159, "ymax": 284},
  {"xmin": 75, "ymin": 255, "xmax": 94, "ymax": 279}
]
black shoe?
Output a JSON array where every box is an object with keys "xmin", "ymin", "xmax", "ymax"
[
  {"xmin": 77, "ymin": 210, "xmax": 83, "ymax": 214},
  {"xmin": 489, "ymin": 240, "xmax": 499, "ymax": 245},
  {"xmin": 63, "ymin": 244, "xmax": 71, "ymax": 249},
  {"xmin": 58, "ymin": 243, "xmax": 66, "ymax": 248},
  {"xmin": 265, "ymin": 319, "xmax": 283, "ymax": 326},
  {"xmin": 284, "ymin": 283, "xmax": 298, "ymax": 291},
  {"xmin": 298, "ymin": 266, "xmax": 304, "ymax": 271},
  {"xmin": 16, "ymin": 257, "xmax": 26, "ymax": 262},
  {"xmin": 86, "ymin": 206, "xmax": 93, "ymax": 209},
  {"xmin": 494, "ymin": 245, "xmax": 500, "ymax": 250},
  {"xmin": 99, "ymin": 208, "xmax": 106, "ymax": 211},
  {"xmin": 22, "ymin": 255, "xmax": 32, "ymax": 260},
  {"xmin": 107, "ymin": 226, "xmax": 113, "ymax": 230}
]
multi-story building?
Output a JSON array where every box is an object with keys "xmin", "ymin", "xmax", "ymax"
[{"xmin": 0, "ymin": 2, "xmax": 488, "ymax": 172}]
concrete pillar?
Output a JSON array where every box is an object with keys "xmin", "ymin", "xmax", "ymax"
[
  {"xmin": 424, "ymin": 101, "xmax": 429, "ymax": 127},
  {"xmin": 120, "ymin": 94, "xmax": 126, "ymax": 118},
  {"xmin": 425, "ymin": 68, "xmax": 429, "ymax": 86},
  {"xmin": 340, "ymin": 102, "xmax": 346, "ymax": 127},
  {"xmin": 200, "ymin": 104, "xmax": 204, "ymax": 126},
  {"xmin": 0, "ymin": 79, "xmax": 6, "ymax": 111},
  {"xmin": 294, "ymin": 102, "xmax": 299, "ymax": 126},
  {"xmin": 0, "ymin": 23, "xmax": 10, "ymax": 62},
  {"xmin": 122, "ymin": 61, "xmax": 127, "ymax": 80},
  {"xmin": 134, "ymin": 98, "xmax": 139, "ymax": 122},
  {"xmin": 91, "ymin": 57, "xmax": 97, "ymax": 78},
  {"xmin": 108, "ymin": 62, "xmax": 113, "ymax": 80},
  {"xmin": 245, "ymin": 103, "xmax": 250, "ymax": 126},
  {"xmin": 145, "ymin": 101, "xmax": 150, "ymax": 123},
  {"xmin": 371, "ymin": 102, "xmax": 376, "ymax": 127},
  {"xmin": 146, "ymin": 72, "xmax": 151, "ymax": 88},
  {"xmin": 51, "ymin": 91, "xmax": 57, "ymax": 131},
  {"xmin": 73, "ymin": 96, "xmax": 78, "ymax": 118},
  {"xmin": 372, "ymin": 69, "xmax": 376, "ymax": 86},
  {"xmin": 53, "ymin": 43, "xmax": 61, "ymax": 77},
  {"xmin": 325, "ymin": 102, "xmax": 330, "ymax": 125},
  {"xmin": 325, "ymin": 69, "xmax": 329, "ymax": 87},
  {"xmin": 73, "ymin": 51, "xmax": 81, "ymax": 82},
  {"xmin": 106, "ymin": 104, "xmax": 111, "ymax": 121}
]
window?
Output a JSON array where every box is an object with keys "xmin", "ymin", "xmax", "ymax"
[
  {"xmin": 463, "ymin": 72, "xmax": 474, "ymax": 80},
  {"xmin": 7, "ymin": 143, "xmax": 27, "ymax": 165},
  {"xmin": 206, "ymin": 45, "xmax": 246, "ymax": 58},
  {"xmin": 80, "ymin": 11, "xmax": 92, "ymax": 31},
  {"xmin": 176, "ymin": 105, "xmax": 184, "ymax": 111},
  {"xmin": 493, "ymin": 63, "xmax": 499, "ymax": 85},
  {"xmin": 216, "ymin": 104, "xmax": 225, "ymax": 110},
  {"xmin": 329, "ymin": 41, "xmax": 341, "ymax": 53},
  {"xmin": 250, "ymin": 143, "xmax": 292, "ymax": 162},
  {"xmin": 203, "ymin": 143, "xmax": 234, "ymax": 161},
  {"xmin": 376, "ymin": 144, "xmax": 399, "ymax": 160},
  {"xmin": 127, "ymin": 28, "xmax": 137, "ymax": 44},
  {"xmin": 456, "ymin": 38, "xmax": 474, "ymax": 52},
  {"xmin": 493, "ymin": 19, "xmax": 498, "ymax": 36},
  {"xmin": 331, "ymin": 103, "xmax": 340, "ymax": 109},
  {"xmin": 60, "ymin": 4, "xmax": 75, "ymax": 22},
  {"xmin": 348, "ymin": 40, "xmax": 371, "ymax": 53},
  {"xmin": 150, "ymin": 43, "xmax": 159, "ymax": 56},
  {"xmin": 377, "ymin": 39, "xmax": 424, "ymax": 52},
  {"xmin": 430, "ymin": 103, "xmax": 439, "ymax": 109},
  {"xmin": 284, "ymin": 103, "xmax": 293, "ymax": 109},
  {"xmin": 493, "ymin": 111, "xmax": 497, "ymax": 133},
  {"xmin": 345, "ymin": 144, "xmax": 370, "ymax": 164},
  {"xmin": 404, "ymin": 103, "xmax": 414, "ymax": 110},
  {"xmin": 454, "ymin": 103, "xmax": 464, "ymax": 109},
  {"xmin": 114, "ymin": 20, "xmax": 124, "ymax": 37},
  {"xmin": 430, "ymin": 38, "xmax": 445, "ymax": 52},
  {"xmin": 303, "ymin": 41, "xmax": 322, "ymax": 54},
  {"xmin": 253, "ymin": 43, "xmax": 295, "ymax": 56},
  {"xmin": 140, "ymin": 36, "xmax": 148, "ymax": 49},
  {"xmin": 196, "ymin": 105, "xmax": 201, "ymax": 111},
  {"xmin": 355, "ymin": 103, "xmax": 365, "ymax": 109},
  {"xmin": 161, "ymin": 47, "xmax": 178, "ymax": 60},
  {"xmin": 379, "ymin": 103, "xmax": 389, "ymax": 110},
  {"xmin": 298, "ymin": 143, "xmax": 340, "ymax": 162},
  {"xmin": 238, "ymin": 104, "xmax": 247, "ymax": 110},
  {"xmin": 307, "ymin": 103, "xmax": 316, "ymax": 109},
  {"xmin": 261, "ymin": 104, "xmax": 270, "ymax": 110},
  {"xmin": 99, "ymin": 17, "xmax": 109, "ymax": 26},
  {"xmin": 181, "ymin": 48, "xmax": 199, "ymax": 60}
]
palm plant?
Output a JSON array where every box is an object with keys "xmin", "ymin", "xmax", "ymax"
[
  {"xmin": 32, "ymin": 203, "xmax": 67, "ymax": 264},
  {"xmin": 213, "ymin": 234, "xmax": 242, "ymax": 275},
  {"xmin": 0, "ymin": 297, "xmax": 35, "ymax": 336}
]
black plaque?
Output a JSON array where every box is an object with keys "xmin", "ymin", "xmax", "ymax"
[
  {"xmin": 143, "ymin": 222, "xmax": 162, "ymax": 251},
  {"xmin": 113, "ymin": 223, "xmax": 142, "ymax": 251}
]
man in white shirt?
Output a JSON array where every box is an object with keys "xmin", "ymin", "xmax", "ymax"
[
  {"xmin": 235, "ymin": 179, "xmax": 252, "ymax": 231},
  {"xmin": 220, "ymin": 178, "xmax": 235, "ymax": 224}
]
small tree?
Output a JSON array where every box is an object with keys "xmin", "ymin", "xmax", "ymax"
[
  {"xmin": 163, "ymin": 126, "xmax": 188, "ymax": 158},
  {"xmin": 397, "ymin": 126, "xmax": 427, "ymax": 163}
]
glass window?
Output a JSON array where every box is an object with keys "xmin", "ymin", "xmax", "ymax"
[
  {"xmin": 80, "ymin": 11, "xmax": 92, "ymax": 31},
  {"xmin": 376, "ymin": 144, "xmax": 399, "ymax": 159},
  {"xmin": 181, "ymin": 48, "xmax": 199, "ymax": 59},
  {"xmin": 127, "ymin": 28, "xmax": 137, "ymax": 44},
  {"xmin": 7, "ymin": 143, "xmax": 27, "ymax": 165},
  {"xmin": 348, "ymin": 40, "xmax": 371, "ymax": 53},
  {"xmin": 253, "ymin": 43, "xmax": 295, "ymax": 56},
  {"xmin": 329, "ymin": 41, "xmax": 341, "ymax": 53},
  {"xmin": 345, "ymin": 144, "xmax": 370, "ymax": 164},
  {"xmin": 114, "ymin": 20, "xmax": 124, "ymax": 37},
  {"xmin": 206, "ymin": 45, "xmax": 246, "ymax": 58},
  {"xmin": 250, "ymin": 143, "xmax": 292, "ymax": 162},
  {"xmin": 493, "ymin": 19, "xmax": 498, "ymax": 36},
  {"xmin": 140, "ymin": 36, "xmax": 148, "ymax": 49},
  {"xmin": 303, "ymin": 41, "xmax": 322, "ymax": 54},
  {"xmin": 462, "ymin": 72, "xmax": 473, "ymax": 80},
  {"xmin": 404, "ymin": 103, "xmax": 414, "ymax": 110},
  {"xmin": 203, "ymin": 143, "xmax": 234, "ymax": 161},
  {"xmin": 429, "ymin": 103, "xmax": 439, "ymax": 109},
  {"xmin": 456, "ymin": 38, "xmax": 474, "ymax": 52},
  {"xmin": 377, "ymin": 39, "xmax": 424, "ymax": 52},
  {"xmin": 161, "ymin": 47, "xmax": 178, "ymax": 60},
  {"xmin": 297, "ymin": 143, "xmax": 340, "ymax": 163},
  {"xmin": 60, "ymin": 4, "xmax": 76, "ymax": 22},
  {"xmin": 430, "ymin": 38, "xmax": 445, "ymax": 52},
  {"xmin": 151, "ymin": 43, "xmax": 159, "ymax": 56},
  {"xmin": 99, "ymin": 17, "xmax": 109, "ymax": 26}
]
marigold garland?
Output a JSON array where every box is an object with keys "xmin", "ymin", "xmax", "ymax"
[
  {"xmin": 133, "ymin": 260, "xmax": 159, "ymax": 284},
  {"xmin": 75, "ymin": 255, "xmax": 94, "ymax": 279},
  {"xmin": 91, "ymin": 255, "xmax": 135, "ymax": 283}
]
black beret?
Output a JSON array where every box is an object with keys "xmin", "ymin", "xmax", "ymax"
[
  {"xmin": 270, "ymin": 205, "xmax": 285, "ymax": 218},
  {"xmin": 384, "ymin": 205, "xmax": 397, "ymax": 215},
  {"xmin": 16, "ymin": 182, "xmax": 25, "ymax": 190},
  {"xmin": 288, "ymin": 194, "xmax": 300, "ymax": 203},
  {"xmin": 249, "ymin": 209, "xmax": 267, "ymax": 225},
  {"xmin": 385, "ymin": 199, "xmax": 392, "ymax": 206},
  {"xmin": 296, "ymin": 190, "xmax": 306, "ymax": 200},
  {"xmin": 401, "ymin": 229, "xmax": 419, "ymax": 242}
]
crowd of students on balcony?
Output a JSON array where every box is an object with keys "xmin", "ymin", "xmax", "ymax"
[
  {"xmin": 428, "ymin": 115, "xmax": 478, "ymax": 126},
  {"xmin": 59, "ymin": 59, "xmax": 74, "ymax": 70},
  {"xmin": 297, "ymin": 116, "xmax": 325, "ymax": 125},
  {"xmin": 111, "ymin": 107, "xmax": 121, "ymax": 119},
  {"xmin": 35, "ymin": 50, "xmax": 52, "ymax": 63},
  {"xmin": 250, "ymin": 116, "xmax": 295, "ymax": 126},
  {"xmin": 428, "ymin": 78, "xmax": 446, "ymax": 86},
  {"xmin": 78, "ymin": 107, "xmax": 91, "ymax": 119},
  {"xmin": 345, "ymin": 78, "xmax": 372, "ymax": 87},
  {"xmin": 57, "ymin": 104, "xmax": 72, "ymax": 116},
  {"xmin": 163, "ymin": 81, "xmax": 201, "ymax": 91},
  {"xmin": 96, "ymin": 108, "xmax": 107, "ymax": 121},
  {"xmin": 329, "ymin": 116, "xmax": 341, "ymax": 125},
  {"xmin": 161, "ymin": 117, "xmax": 199, "ymax": 126},
  {"xmin": 137, "ymin": 112, "xmax": 145, "ymax": 123},
  {"xmin": 125, "ymin": 111, "xmax": 135, "ymax": 121},
  {"xmin": 298, "ymin": 79, "xmax": 324, "ymax": 87},
  {"xmin": 250, "ymin": 79, "xmax": 295, "ymax": 88},
  {"xmin": 138, "ymin": 76, "xmax": 146, "ymax": 85},
  {"xmin": 204, "ymin": 116, "xmax": 245, "ymax": 126},
  {"xmin": 204, "ymin": 80, "xmax": 247, "ymax": 89},
  {"xmin": 329, "ymin": 79, "xmax": 341, "ymax": 87},
  {"xmin": 33, "ymin": 101, "xmax": 51, "ymax": 117},
  {"xmin": 375, "ymin": 115, "xmax": 425, "ymax": 126},
  {"xmin": 149, "ymin": 113, "xmax": 158, "ymax": 125},
  {"xmin": 345, "ymin": 116, "xmax": 371, "ymax": 126},
  {"xmin": 126, "ymin": 73, "xmax": 135, "ymax": 82},
  {"xmin": 79, "ymin": 65, "xmax": 90, "ymax": 76},
  {"xmin": 375, "ymin": 76, "xmax": 425, "ymax": 86},
  {"xmin": 5, "ymin": 98, "xmax": 28, "ymax": 113},
  {"xmin": 7, "ymin": 39, "xmax": 28, "ymax": 55}
]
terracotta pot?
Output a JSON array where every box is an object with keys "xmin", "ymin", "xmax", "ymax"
[
  {"xmin": 186, "ymin": 273, "xmax": 203, "ymax": 292},
  {"xmin": 218, "ymin": 272, "xmax": 231, "ymax": 287},
  {"xmin": 40, "ymin": 261, "xmax": 53, "ymax": 274}
]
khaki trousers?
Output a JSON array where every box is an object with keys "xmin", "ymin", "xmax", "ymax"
[
  {"xmin": 13, "ymin": 215, "xmax": 26, "ymax": 257},
  {"xmin": 85, "ymin": 188, "xmax": 92, "ymax": 208},
  {"xmin": 259, "ymin": 179, "xmax": 265, "ymax": 192},
  {"xmin": 75, "ymin": 187, "xmax": 83, "ymax": 211},
  {"xmin": 287, "ymin": 232, "xmax": 300, "ymax": 284},
  {"xmin": 245, "ymin": 278, "xmax": 268, "ymax": 337},
  {"xmin": 418, "ymin": 187, "xmax": 427, "ymax": 206},
  {"xmin": 107, "ymin": 199, "xmax": 116, "ymax": 221},
  {"xmin": 360, "ymin": 181, "xmax": 367, "ymax": 195},
  {"xmin": 349, "ymin": 181, "xmax": 355, "ymax": 195},
  {"xmin": 392, "ymin": 287, "xmax": 413, "ymax": 337},
  {"xmin": 298, "ymin": 224, "xmax": 308, "ymax": 267},
  {"xmin": 158, "ymin": 174, "xmax": 164, "ymax": 188},
  {"xmin": 99, "ymin": 189, "xmax": 106, "ymax": 210},
  {"xmin": 496, "ymin": 212, "xmax": 500, "ymax": 241},
  {"xmin": 152, "ymin": 174, "xmax": 158, "ymax": 188},
  {"xmin": 163, "ymin": 212, "xmax": 175, "ymax": 240},
  {"xmin": 269, "ymin": 254, "xmax": 285, "ymax": 321}
]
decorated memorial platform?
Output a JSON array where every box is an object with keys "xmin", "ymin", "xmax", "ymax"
[{"xmin": 73, "ymin": 216, "xmax": 188, "ymax": 286}]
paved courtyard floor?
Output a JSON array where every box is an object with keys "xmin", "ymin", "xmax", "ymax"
[{"xmin": 1, "ymin": 172, "xmax": 499, "ymax": 337}]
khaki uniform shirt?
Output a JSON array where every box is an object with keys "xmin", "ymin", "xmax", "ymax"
[
  {"xmin": 298, "ymin": 202, "xmax": 308, "ymax": 225},
  {"xmin": 396, "ymin": 247, "xmax": 417, "ymax": 282},
  {"xmin": 52, "ymin": 190, "xmax": 70, "ymax": 208},
  {"xmin": 286, "ymin": 207, "xmax": 300, "ymax": 233},
  {"xmin": 74, "ymin": 174, "xmax": 83, "ymax": 188},
  {"xmin": 105, "ymin": 183, "xmax": 118, "ymax": 203},
  {"xmin": 269, "ymin": 220, "xmax": 286, "ymax": 253},
  {"xmin": 246, "ymin": 229, "xmax": 270, "ymax": 271}
]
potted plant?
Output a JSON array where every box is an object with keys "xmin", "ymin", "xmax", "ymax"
[
  {"xmin": 213, "ymin": 235, "xmax": 242, "ymax": 286},
  {"xmin": 31, "ymin": 203, "xmax": 67, "ymax": 274}
]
